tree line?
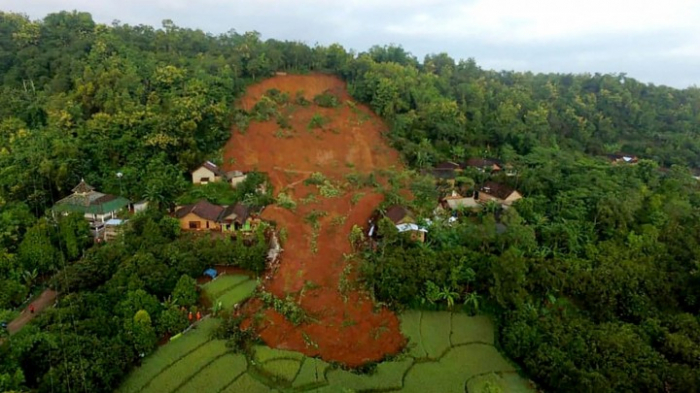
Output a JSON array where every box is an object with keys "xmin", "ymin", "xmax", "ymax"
[{"xmin": 1, "ymin": 9, "xmax": 700, "ymax": 392}]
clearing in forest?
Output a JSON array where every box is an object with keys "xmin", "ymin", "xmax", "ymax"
[{"xmin": 223, "ymin": 74, "xmax": 405, "ymax": 367}]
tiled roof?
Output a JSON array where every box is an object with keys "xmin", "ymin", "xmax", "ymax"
[
  {"xmin": 480, "ymin": 181, "xmax": 517, "ymax": 200},
  {"xmin": 385, "ymin": 205, "xmax": 410, "ymax": 224},
  {"xmin": 175, "ymin": 200, "xmax": 225, "ymax": 221},
  {"xmin": 220, "ymin": 203, "xmax": 250, "ymax": 224},
  {"xmin": 463, "ymin": 158, "xmax": 502, "ymax": 169},
  {"xmin": 199, "ymin": 161, "xmax": 226, "ymax": 176},
  {"xmin": 71, "ymin": 179, "xmax": 95, "ymax": 194},
  {"xmin": 434, "ymin": 161, "xmax": 461, "ymax": 171}
]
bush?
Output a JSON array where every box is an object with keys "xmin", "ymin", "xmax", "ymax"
[
  {"xmin": 304, "ymin": 172, "xmax": 327, "ymax": 185},
  {"xmin": 319, "ymin": 180, "xmax": 342, "ymax": 198},
  {"xmin": 308, "ymin": 113, "xmax": 329, "ymax": 130},
  {"xmin": 251, "ymin": 96, "xmax": 278, "ymax": 121},
  {"xmin": 264, "ymin": 88, "xmax": 289, "ymax": 105},
  {"xmin": 295, "ymin": 91, "xmax": 311, "ymax": 107},
  {"xmin": 313, "ymin": 91, "xmax": 340, "ymax": 108},
  {"xmin": 276, "ymin": 192, "xmax": 297, "ymax": 211}
]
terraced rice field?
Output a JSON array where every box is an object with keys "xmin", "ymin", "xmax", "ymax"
[
  {"xmin": 119, "ymin": 311, "xmax": 535, "ymax": 393},
  {"xmin": 203, "ymin": 274, "xmax": 258, "ymax": 309}
]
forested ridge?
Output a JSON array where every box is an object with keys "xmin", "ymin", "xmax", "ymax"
[{"xmin": 1, "ymin": 10, "xmax": 700, "ymax": 393}]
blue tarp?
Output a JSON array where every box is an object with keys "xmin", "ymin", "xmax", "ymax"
[{"xmin": 203, "ymin": 268, "xmax": 217, "ymax": 279}]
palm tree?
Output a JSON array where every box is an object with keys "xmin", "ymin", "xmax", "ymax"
[
  {"xmin": 438, "ymin": 286, "xmax": 460, "ymax": 309},
  {"xmin": 463, "ymin": 291, "xmax": 481, "ymax": 314},
  {"xmin": 23, "ymin": 268, "xmax": 38, "ymax": 289}
]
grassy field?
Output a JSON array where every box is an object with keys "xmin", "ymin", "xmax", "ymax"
[
  {"xmin": 203, "ymin": 274, "xmax": 258, "ymax": 309},
  {"xmin": 119, "ymin": 311, "xmax": 536, "ymax": 393},
  {"xmin": 204, "ymin": 275, "xmax": 251, "ymax": 298}
]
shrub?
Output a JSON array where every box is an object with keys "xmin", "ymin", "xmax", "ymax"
[
  {"xmin": 304, "ymin": 172, "xmax": 327, "ymax": 186},
  {"xmin": 300, "ymin": 193, "xmax": 318, "ymax": 205},
  {"xmin": 258, "ymin": 291, "xmax": 307, "ymax": 325},
  {"xmin": 313, "ymin": 91, "xmax": 340, "ymax": 108},
  {"xmin": 295, "ymin": 91, "xmax": 311, "ymax": 107},
  {"xmin": 264, "ymin": 88, "xmax": 289, "ymax": 105},
  {"xmin": 276, "ymin": 192, "xmax": 297, "ymax": 211},
  {"xmin": 251, "ymin": 96, "xmax": 278, "ymax": 121},
  {"xmin": 275, "ymin": 113, "xmax": 292, "ymax": 129},
  {"xmin": 351, "ymin": 192, "xmax": 365, "ymax": 205},
  {"xmin": 308, "ymin": 113, "xmax": 329, "ymax": 130},
  {"xmin": 304, "ymin": 210, "xmax": 328, "ymax": 229},
  {"xmin": 233, "ymin": 110, "xmax": 250, "ymax": 133},
  {"xmin": 319, "ymin": 180, "xmax": 342, "ymax": 198}
]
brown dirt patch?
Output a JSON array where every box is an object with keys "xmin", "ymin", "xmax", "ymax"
[
  {"xmin": 224, "ymin": 74, "xmax": 405, "ymax": 367},
  {"xmin": 7, "ymin": 289, "xmax": 58, "ymax": 335}
]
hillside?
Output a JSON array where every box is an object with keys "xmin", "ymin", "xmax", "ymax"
[{"xmin": 223, "ymin": 74, "xmax": 405, "ymax": 366}]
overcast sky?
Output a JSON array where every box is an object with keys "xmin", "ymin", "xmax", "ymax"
[{"xmin": 2, "ymin": 0, "xmax": 699, "ymax": 88}]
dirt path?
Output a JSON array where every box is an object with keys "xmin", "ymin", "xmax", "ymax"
[
  {"xmin": 7, "ymin": 289, "xmax": 58, "ymax": 335},
  {"xmin": 224, "ymin": 74, "xmax": 405, "ymax": 367}
]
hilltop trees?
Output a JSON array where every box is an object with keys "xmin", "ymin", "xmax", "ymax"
[{"xmin": 0, "ymin": 9, "xmax": 700, "ymax": 393}]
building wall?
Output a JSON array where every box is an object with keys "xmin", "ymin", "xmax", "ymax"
[
  {"xmin": 504, "ymin": 191, "xmax": 523, "ymax": 205},
  {"xmin": 192, "ymin": 167, "xmax": 221, "ymax": 184},
  {"xmin": 178, "ymin": 212, "xmax": 221, "ymax": 231},
  {"xmin": 229, "ymin": 175, "xmax": 247, "ymax": 188}
]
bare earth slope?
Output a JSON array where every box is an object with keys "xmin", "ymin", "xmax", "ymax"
[{"xmin": 223, "ymin": 74, "xmax": 404, "ymax": 367}]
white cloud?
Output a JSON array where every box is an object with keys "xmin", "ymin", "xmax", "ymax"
[
  {"xmin": 0, "ymin": 0, "xmax": 698, "ymax": 87},
  {"xmin": 386, "ymin": 0, "xmax": 700, "ymax": 44}
]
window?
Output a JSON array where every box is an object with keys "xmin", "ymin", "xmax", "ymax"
[
  {"xmin": 200, "ymin": 177, "xmax": 210, "ymax": 184},
  {"xmin": 189, "ymin": 221, "xmax": 201, "ymax": 229}
]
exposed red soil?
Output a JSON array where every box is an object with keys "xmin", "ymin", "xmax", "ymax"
[{"xmin": 224, "ymin": 74, "xmax": 405, "ymax": 367}]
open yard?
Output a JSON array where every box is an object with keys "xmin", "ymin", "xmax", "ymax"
[{"xmin": 118, "ymin": 311, "xmax": 536, "ymax": 393}]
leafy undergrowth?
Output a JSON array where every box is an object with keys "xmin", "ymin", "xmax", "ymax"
[{"xmin": 119, "ymin": 311, "xmax": 536, "ymax": 393}]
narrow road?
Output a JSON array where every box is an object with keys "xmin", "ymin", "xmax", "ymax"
[{"xmin": 6, "ymin": 289, "xmax": 58, "ymax": 335}]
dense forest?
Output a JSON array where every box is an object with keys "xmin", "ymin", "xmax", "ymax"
[{"xmin": 1, "ymin": 9, "xmax": 700, "ymax": 393}]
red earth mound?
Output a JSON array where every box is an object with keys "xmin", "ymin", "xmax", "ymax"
[{"xmin": 223, "ymin": 74, "xmax": 405, "ymax": 367}]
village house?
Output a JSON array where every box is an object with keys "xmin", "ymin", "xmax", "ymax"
[
  {"xmin": 227, "ymin": 170, "xmax": 247, "ymax": 188},
  {"xmin": 51, "ymin": 179, "xmax": 131, "ymax": 240},
  {"xmin": 174, "ymin": 199, "xmax": 256, "ymax": 232},
  {"xmin": 369, "ymin": 205, "xmax": 427, "ymax": 242},
  {"xmin": 477, "ymin": 181, "xmax": 523, "ymax": 206},
  {"xmin": 191, "ymin": 161, "xmax": 226, "ymax": 184},
  {"xmin": 606, "ymin": 153, "xmax": 639, "ymax": 165},
  {"xmin": 191, "ymin": 161, "xmax": 248, "ymax": 188},
  {"xmin": 462, "ymin": 158, "xmax": 503, "ymax": 173},
  {"xmin": 218, "ymin": 203, "xmax": 254, "ymax": 232},
  {"xmin": 175, "ymin": 200, "xmax": 224, "ymax": 230},
  {"xmin": 441, "ymin": 190, "xmax": 480, "ymax": 211}
]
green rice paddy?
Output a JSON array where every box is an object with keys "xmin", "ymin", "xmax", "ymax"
[
  {"xmin": 118, "ymin": 311, "xmax": 535, "ymax": 393},
  {"xmin": 203, "ymin": 274, "xmax": 259, "ymax": 310}
]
